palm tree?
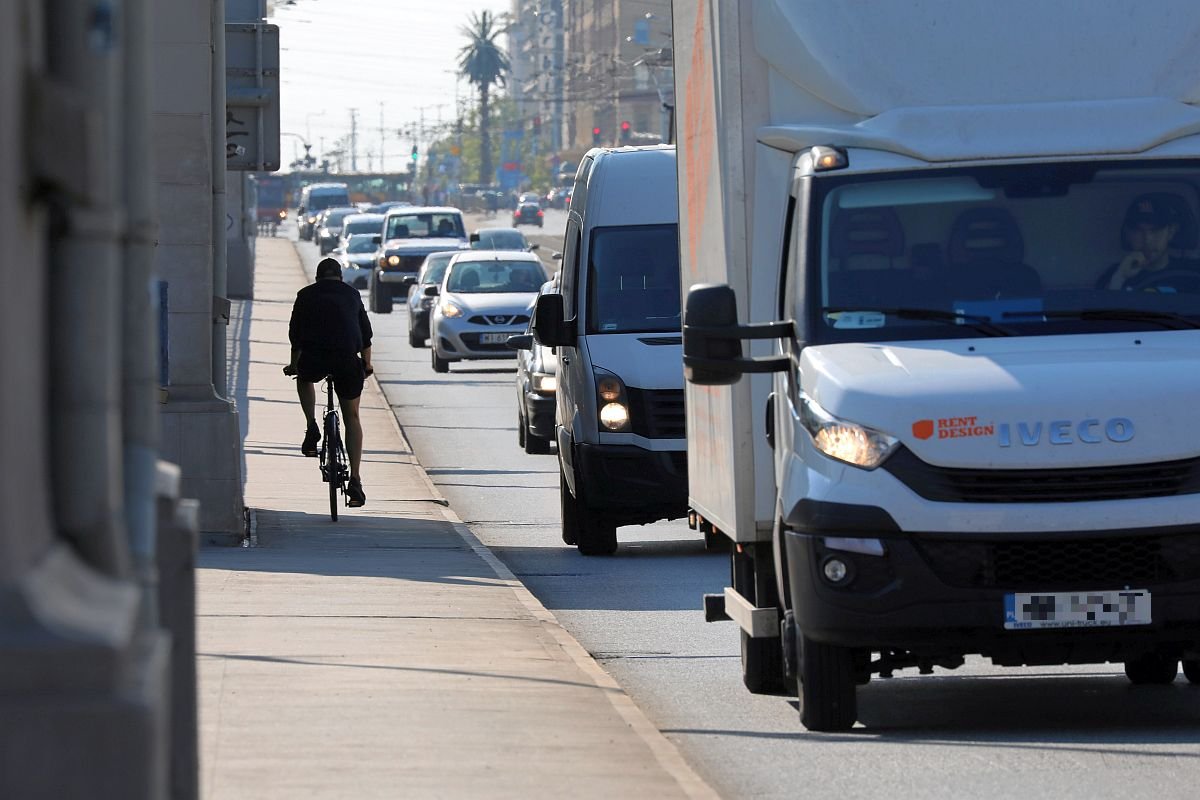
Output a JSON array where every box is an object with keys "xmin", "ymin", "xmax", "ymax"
[{"xmin": 458, "ymin": 10, "xmax": 510, "ymax": 185}]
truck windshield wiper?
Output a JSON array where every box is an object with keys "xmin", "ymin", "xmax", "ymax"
[
  {"xmin": 1002, "ymin": 308, "xmax": 1200, "ymax": 330},
  {"xmin": 822, "ymin": 307, "xmax": 1014, "ymax": 337}
]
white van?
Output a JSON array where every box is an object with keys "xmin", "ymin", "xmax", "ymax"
[{"xmin": 531, "ymin": 145, "xmax": 687, "ymax": 555}]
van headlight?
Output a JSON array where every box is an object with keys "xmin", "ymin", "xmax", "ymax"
[
  {"xmin": 799, "ymin": 393, "xmax": 897, "ymax": 469},
  {"xmin": 594, "ymin": 368, "xmax": 631, "ymax": 432}
]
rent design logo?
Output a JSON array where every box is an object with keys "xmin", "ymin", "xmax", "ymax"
[{"xmin": 912, "ymin": 416, "xmax": 995, "ymax": 440}]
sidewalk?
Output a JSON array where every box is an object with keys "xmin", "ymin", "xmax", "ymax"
[{"xmin": 197, "ymin": 238, "xmax": 717, "ymax": 799}]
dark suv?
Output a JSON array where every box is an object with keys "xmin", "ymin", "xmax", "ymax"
[{"xmin": 513, "ymin": 202, "xmax": 544, "ymax": 227}]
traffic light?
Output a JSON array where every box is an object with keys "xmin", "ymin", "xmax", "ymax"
[
  {"xmin": 620, "ymin": 120, "xmax": 631, "ymax": 143},
  {"xmin": 592, "ymin": 126, "xmax": 601, "ymax": 146},
  {"xmin": 411, "ymin": 144, "xmax": 418, "ymax": 162}
]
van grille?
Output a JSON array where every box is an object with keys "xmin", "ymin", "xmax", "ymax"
[
  {"xmin": 914, "ymin": 532, "xmax": 1200, "ymax": 590},
  {"xmin": 626, "ymin": 388, "xmax": 685, "ymax": 439},
  {"xmin": 882, "ymin": 446, "xmax": 1200, "ymax": 503}
]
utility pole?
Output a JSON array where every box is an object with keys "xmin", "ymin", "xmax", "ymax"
[
  {"xmin": 349, "ymin": 107, "xmax": 359, "ymax": 172},
  {"xmin": 379, "ymin": 102, "xmax": 386, "ymax": 172}
]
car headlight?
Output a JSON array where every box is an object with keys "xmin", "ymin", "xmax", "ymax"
[
  {"xmin": 799, "ymin": 393, "xmax": 897, "ymax": 469},
  {"xmin": 387, "ymin": 255, "xmax": 401, "ymax": 266},
  {"xmin": 440, "ymin": 301, "xmax": 463, "ymax": 318},
  {"xmin": 595, "ymin": 368, "xmax": 631, "ymax": 432},
  {"xmin": 532, "ymin": 372, "xmax": 557, "ymax": 395}
]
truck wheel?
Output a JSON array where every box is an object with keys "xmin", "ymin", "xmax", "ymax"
[
  {"xmin": 1124, "ymin": 654, "xmax": 1178, "ymax": 684},
  {"xmin": 431, "ymin": 349, "xmax": 450, "ymax": 373},
  {"xmin": 797, "ymin": 634, "xmax": 858, "ymax": 731},
  {"xmin": 559, "ymin": 467, "xmax": 578, "ymax": 546},
  {"xmin": 740, "ymin": 630, "xmax": 787, "ymax": 695},
  {"xmin": 1183, "ymin": 659, "xmax": 1200, "ymax": 684}
]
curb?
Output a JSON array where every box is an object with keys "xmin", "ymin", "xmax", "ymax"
[{"xmin": 373, "ymin": 373, "xmax": 721, "ymax": 800}]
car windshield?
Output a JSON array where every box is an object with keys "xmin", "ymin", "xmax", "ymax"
[
  {"xmin": 385, "ymin": 212, "xmax": 464, "ymax": 240},
  {"xmin": 346, "ymin": 236, "xmax": 377, "ymax": 254},
  {"xmin": 420, "ymin": 253, "xmax": 456, "ymax": 284},
  {"xmin": 344, "ymin": 218, "xmax": 382, "ymax": 236},
  {"xmin": 809, "ymin": 161, "xmax": 1200, "ymax": 343},
  {"xmin": 586, "ymin": 223, "xmax": 681, "ymax": 334},
  {"xmin": 476, "ymin": 230, "xmax": 528, "ymax": 250},
  {"xmin": 324, "ymin": 208, "xmax": 356, "ymax": 226},
  {"xmin": 447, "ymin": 260, "xmax": 546, "ymax": 294}
]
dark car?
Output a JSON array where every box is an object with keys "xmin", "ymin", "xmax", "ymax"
[
  {"xmin": 513, "ymin": 202, "xmax": 544, "ymax": 227},
  {"xmin": 405, "ymin": 251, "xmax": 459, "ymax": 347}
]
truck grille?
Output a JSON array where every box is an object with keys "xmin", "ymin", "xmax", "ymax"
[
  {"xmin": 914, "ymin": 531, "xmax": 1200, "ymax": 590},
  {"xmin": 383, "ymin": 255, "xmax": 425, "ymax": 273},
  {"xmin": 882, "ymin": 446, "xmax": 1200, "ymax": 503},
  {"xmin": 626, "ymin": 388, "xmax": 685, "ymax": 439}
]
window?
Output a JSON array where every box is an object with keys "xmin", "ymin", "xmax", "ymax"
[
  {"xmin": 386, "ymin": 213, "xmax": 464, "ymax": 240},
  {"xmin": 586, "ymin": 224, "xmax": 680, "ymax": 334},
  {"xmin": 447, "ymin": 260, "xmax": 548, "ymax": 294}
]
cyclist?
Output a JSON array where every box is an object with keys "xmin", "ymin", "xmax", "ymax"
[{"xmin": 285, "ymin": 257, "xmax": 374, "ymax": 507}]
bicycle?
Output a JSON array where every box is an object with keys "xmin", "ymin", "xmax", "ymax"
[{"xmin": 318, "ymin": 375, "xmax": 349, "ymax": 521}]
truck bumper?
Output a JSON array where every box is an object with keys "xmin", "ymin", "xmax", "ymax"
[
  {"xmin": 575, "ymin": 442, "xmax": 688, "ymax": 525},
  {"xmin": 783, "ymin": 501, "xmax": 1200, "ymax": 663}
]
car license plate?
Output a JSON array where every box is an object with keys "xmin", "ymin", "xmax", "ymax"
[
  {"xmin": 1004, "ymin": 589, "xmax": 1150, "ymax": 630},
  {"xmin": 480, "ymin": 332, "xmax": 513, "ymax": 344}
]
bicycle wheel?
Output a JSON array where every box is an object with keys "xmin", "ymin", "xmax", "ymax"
[{"xmin": 324, "ymin": 412, "xmax": 341, "ymax": 521}]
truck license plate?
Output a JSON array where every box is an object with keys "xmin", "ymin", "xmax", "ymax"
[
  {"xmin": 480, "ymin": 332, "xmax": 513, "ymax": 344},
  {"xmin": 1004, "ymin": 589, "xmax": 1151, "ymax": 630}
]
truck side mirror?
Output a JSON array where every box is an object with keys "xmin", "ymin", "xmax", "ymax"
[
  {"xmin": 684, "ymin": 284, "xmax": 743, "ymax": 385},
  {"xmin": 531, "ymin": 293, "xmax": 573, "ymax": 347}
]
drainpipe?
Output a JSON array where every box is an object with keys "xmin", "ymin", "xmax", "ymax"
[
  {"xmin": 212, "ymin": 0, "xmax": 229, "ymax": 397},
  {"xmin": 121, "ymin": 0, "xmax": 159, "ymax": 623},
  {"xmin": 46, "ymin": 0, "xmax": 131, "ymax": 578}
]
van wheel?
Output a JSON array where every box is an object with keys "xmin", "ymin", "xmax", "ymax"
[
  {"xmin": 797, "ymin": 635, "xmax": 858, "ymax": 731},
  {"xmin": 559, "ymin": 467, "xmax": 578, "ymax": 546},
  {"xmin": 576, "ymin": 514, "xmax": 617, "ymax": 556},
  {"xmin": 741, "ymin": 630, "xmax": 787, "ymax": 695},
  {"xmin": 431, "ymin": 349, "xmax": 450, "ymax": 373},
  {"xmin": 1124, "ymin": 654, "xmax": 1178, "ymax": 684},
  {"xmin": 1182, "ymin": 659, "xmax": 1200, "ymax": 684}
]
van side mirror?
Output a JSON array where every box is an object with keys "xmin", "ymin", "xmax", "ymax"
[
  {"xmin": 684, "ymin": 284, "xmax": 792, "ymax": 385},
  {"xmin": 506, "ymin": 334, "xmax": 534, "ymax": 351},
  {"xmin": 423, "ymin": 285, "xmax": 440, "ymax": 297},
  {"xmin": 531, "ymin": 293, "xmax": 573, "ymax": 347}
]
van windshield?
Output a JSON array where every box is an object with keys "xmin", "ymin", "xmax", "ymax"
[
  {"xmin": 586, "ymin": 224, "xmax": 680, "ymax": 334},
  {"xmin": 308, "ymin": 190, "xmax": 351, "ymax": 212},
  {"xmin": 808, "ymin": 161, "xmax": 1200, "ymax": 343}
]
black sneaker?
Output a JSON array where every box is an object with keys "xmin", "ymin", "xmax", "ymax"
[
  {"xmin": 347, "ymin": 478, "xmax": 366, "ymax": 507},
  {"xmin": 301, "ymin": 425, "xmax": 320, "ymax": 457}
]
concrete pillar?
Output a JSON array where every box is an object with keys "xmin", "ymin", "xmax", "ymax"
[
  {"xmin": 227, "ymin": 172, "xmax": 258, "ymax": 299},
  {"xmin": 154, "ymin": 0, "xmax": 245, "ymax": 541}
]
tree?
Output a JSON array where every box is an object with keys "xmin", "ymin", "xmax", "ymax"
[{"xmin": 457, "ymin": 10, "xmax": 510, "ymax": 185}]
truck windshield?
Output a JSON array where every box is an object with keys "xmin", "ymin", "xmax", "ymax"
[
  {"xmin": 808, "ymin": 161, "xmax": 1200, "ymax": 343},
  {"xmin": 586, "ymin": 223, "xmax": 680, "ymax": 334},
  {"xmin": 386, "ymin": 213, "xmax": 464, "ymax": 240}
]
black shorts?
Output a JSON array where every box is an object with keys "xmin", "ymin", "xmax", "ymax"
[{"xmin": 297, "ymin": 350, "xmax": 366, "ymax": 401}]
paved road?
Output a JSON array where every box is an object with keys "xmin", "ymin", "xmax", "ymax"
[{"xmin": 287, "ymin": 213, "xmax": 1200, "ymax": 799}]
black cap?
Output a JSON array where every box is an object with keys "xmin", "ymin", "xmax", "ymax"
[
  {"xmin": 1124, "ymin": 194, "xmax": 1182, "ymax": 228},
  {"xmin": 316, "ymin": 257, "xmax": 343, "ymax": 279}
]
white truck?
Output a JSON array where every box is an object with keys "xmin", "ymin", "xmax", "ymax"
[{"xmin": 674, "ymin": 1, "xmax": 1200, "ymax": 731}]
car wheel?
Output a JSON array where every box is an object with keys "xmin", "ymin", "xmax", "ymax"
[
  {"xmin": 431, "ymin": 348, "xmax": 450, "ymax": 373},
  {"xmin": 408, "ymin": 328, "xmax": 424, "ymax": 348},
  {"xmin": 1124, "ymin": 654, "xmax": 1179, "ymax": 685},
  {"xmin": 1183, "ymin": 659, "xmax": 1200, "ymax": 684},
  {"xmin": 517, "ymin": 412, "xmax": 526, "ymax": 448},
  {"xmin": 524, "ymin": 429, "xmax": 552, "ymax": 455},
  {"xmin": 797, "ymin": 634, "xmax": 858, "ymax": 732},
  {"xmin": 559, "ymin": 466, "xmax": 579, "ymax": 546}
]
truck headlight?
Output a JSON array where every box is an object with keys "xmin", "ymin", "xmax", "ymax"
[
  {"xmin": 439, "ymin": 301, "xmax": 463, "ymax": 318},
  {"xmin": 387, "ymin": 255, "xmax": 401, "ymax": 266},
  {"xmin": 595, "ymin": 369, "xmax": 631, "ymax": 432},
  {"xmin": 799, "ymin": 393, "xmax": 897, "ymax": 469},
  {"xmin": 532, "ymin": 372, "xmax": 557, "ymax": 395}
]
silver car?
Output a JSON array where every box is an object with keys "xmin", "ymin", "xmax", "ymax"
[{"xmin": 428, "ymin": 251, "xmax": 548, "ymax": 373}]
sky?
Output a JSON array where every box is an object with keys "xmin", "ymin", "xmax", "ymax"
[{"xmin": 269, "ymin": 0, "xmax": 511, "ymax": 172}]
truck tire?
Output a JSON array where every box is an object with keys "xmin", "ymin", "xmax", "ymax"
[
  {"xmin": 559, "ymin": 466, "xmax": 578, "ymax": 546},
  {"xmin": 1183, "ymin": 659, "xmax": 1200, "ymax": 684},
  {"xmin": 740, "ymin": 630, "xmax": 787, "ymax": 695},
  {"xmin": 797, "ymin": 634, "xmax": 858, "ymax": 732},
  {"xmin": 1124, "ymin": 654, "xmax": 1178, "ymax": 685}
]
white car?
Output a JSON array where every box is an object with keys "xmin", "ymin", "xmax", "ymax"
[{"xmin": 428, "ymin": 251, "xmax": 549, "ymax": 373}]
